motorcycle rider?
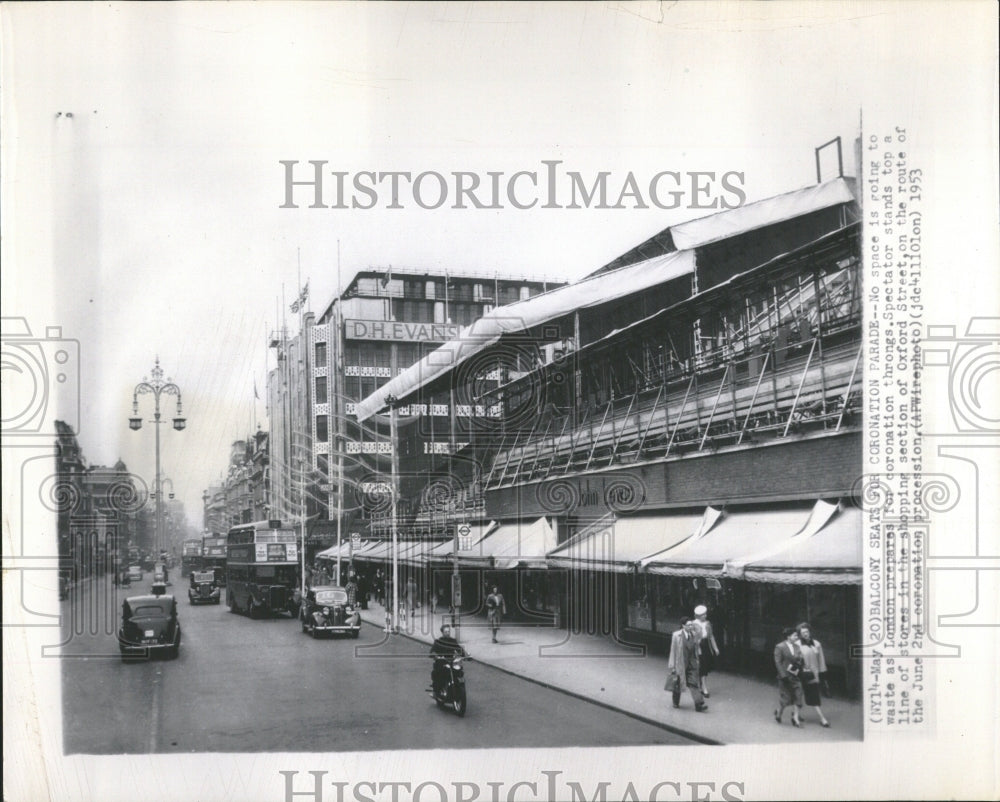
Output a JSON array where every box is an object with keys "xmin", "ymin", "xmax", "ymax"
[{"xmin": 429, "ymin": 623, "xmax": 464, "ymax": 695}]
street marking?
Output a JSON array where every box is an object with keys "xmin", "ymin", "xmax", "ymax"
[{"xmin": 148, "ymin": 664, "xmax": 162, "ymax": 753}]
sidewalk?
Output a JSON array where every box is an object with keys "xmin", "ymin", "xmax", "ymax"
[{"xmin": 358, "ymin": 602, "xmax": 862, "ymax": 745}]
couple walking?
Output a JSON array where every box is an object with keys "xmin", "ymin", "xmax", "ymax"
[
  {"xmin": 774, "ymin": 622, "xmax": 830, "ymax": 728},
  {"xmin": 664, "ymin": 605, "xmax": 719, "ymax": 712}
]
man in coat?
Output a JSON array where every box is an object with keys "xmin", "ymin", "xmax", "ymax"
[{"xmin": 665, "ymin": 616, "xmax": 707, "ymax": 711}]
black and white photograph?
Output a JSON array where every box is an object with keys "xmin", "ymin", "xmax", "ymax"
[{"xmin": 3, "ymin": 3, "xmax": 997, "ymax": 800}]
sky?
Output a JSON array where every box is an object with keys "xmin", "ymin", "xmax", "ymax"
[{"xmin": 2, "ymin": 2, "xmax": 995, "ymax": 528}]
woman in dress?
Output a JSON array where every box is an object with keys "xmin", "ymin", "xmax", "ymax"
[
  {"xmin": 796, "ymin": 622, "xmax": 831, "ymax": 727},
  {"xmin": 693, "ymin": 605, "xmax": 720, "ymax": 698}
]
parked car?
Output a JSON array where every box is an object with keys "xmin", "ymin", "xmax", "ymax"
[
  {"xmin": 188, "ymin": 571, "xmax": 221, "ymax": 605},
  {"xmin": 300, "ymin": 585, "xmax": 361, "ymax": 638},
  {"xmin": 127, "ymin": 565, "xmax": 143, "ymax": 582},
  {"xmin": 118, "ymin": 594, "xmax": 181, "ymax": 661}
]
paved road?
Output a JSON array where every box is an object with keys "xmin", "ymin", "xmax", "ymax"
[{"xmin": 61, "ymin": 575, "xmax": 694, "ymax": 753}]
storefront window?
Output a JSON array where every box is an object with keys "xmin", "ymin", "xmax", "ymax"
[
  {"xmin": 806, "ymin": 585, "xmax": 846, "ymax": 667},
  {"xmin": 625, "ymin": 574, "xmax": 653, "ymax": 631},
  {"xmin": 653, "ymin": 576, "xmax": 681, "ymax": 634}
]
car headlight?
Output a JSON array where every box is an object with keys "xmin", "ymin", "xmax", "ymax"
[{"xmin": 322, "ymin": 607, "xmax": 330, "ymax": 616}]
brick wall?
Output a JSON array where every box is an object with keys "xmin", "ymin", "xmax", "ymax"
[{"xmin": 485, "ymin": 430, "xmax": 861, "ymax": 520}]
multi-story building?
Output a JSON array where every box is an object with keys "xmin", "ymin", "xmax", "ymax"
[
  {"xmin": 267, "ymin": 267, "xmax": 564, "ymax": 559},
  {"xmin": 200, "ymin": 431, "xmax": 271, "ymax": 533},
  {"xmin": 356, "ymin": 173, "xmax": 864, "ymax": 694},
  {"xmin": 54, "ymin": 422, "xmax": 142, "ymax": 578}
]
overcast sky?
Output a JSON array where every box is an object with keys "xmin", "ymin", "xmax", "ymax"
[{"xmin": 3, "ymin": 2, "xmax": 995, "ymax": 527}]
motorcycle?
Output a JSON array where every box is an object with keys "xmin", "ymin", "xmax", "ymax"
[{"xmin": 429, "ymin": 655, "xmax": 467, "ymax": 716}]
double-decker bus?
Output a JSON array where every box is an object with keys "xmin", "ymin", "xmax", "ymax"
[
  {"xmin": 201, "ymin": 533, "xmax": 228, "ymax": 586},
  {"xmin": 226, "ymin": 520, "xmax": 301, "ymax": 618},
  {"xmin": 181, "ymin": 539, "xmax": 203, "ymax": 577}
]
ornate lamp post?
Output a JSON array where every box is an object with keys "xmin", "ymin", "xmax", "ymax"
[{"xmin": 129, "ymin": 358, "xmax": 185, "ymax": 556}]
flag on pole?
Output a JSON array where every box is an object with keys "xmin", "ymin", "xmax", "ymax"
[
  {"xmin": 290, "ymin": 282, "xmax": 309, "ymax": 313},
  {"xmin": 380, "ymin": 265, "xmax": 392, "ymax": 288},
  {"xmin": 254, "ymin": 378, "xmax": 260, "ymax": 400}
]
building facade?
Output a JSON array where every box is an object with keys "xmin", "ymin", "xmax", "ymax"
[
  {"xmin": 355, "ymin": 175, "xmax": 864, "ymax": 695},
  {"xmin": 55, "ymin": 421, "xmax": 143, "ymax": 579},
  {"xmin": 267, "ymin": 267, "xmax": 563, "ymax": 560}
]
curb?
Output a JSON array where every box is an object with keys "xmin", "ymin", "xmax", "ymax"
[{"xmin": 360, "ymin": 619, "xmax": 721, "ymax": 746}]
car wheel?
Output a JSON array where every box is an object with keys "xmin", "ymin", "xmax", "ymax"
[{"xmin": 351, "ymin": 629, "xmax": 360, "ymax": 639}]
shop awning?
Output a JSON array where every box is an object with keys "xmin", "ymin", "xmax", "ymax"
[
  {"xmin": 457, "ymin": 517, "xmax": 557, "ymax": 569},
  {"xmin": 643, "ymin": 505, "xmax": 817, "ymax": 577},
  {"xmin": 547, "ymin": 512, "xmax": 706, "ymax": 573},
  {"xmin": 352, "ymin": 540, "xmax": 393, "ymax": 562},
  {"xmin": 354, "ymin": 249, "xmax": 695, "ymax": 421},
  {"xmin": 741, "ymin": 505, "xmax": 862, "ymax": 584},
  {"xmin": 400, "ymin": 522, "xmax": 499, "ymax": 565},
  {"xmin": 316, "ymin": 539, "xmax": 375, "ymax": 561}
]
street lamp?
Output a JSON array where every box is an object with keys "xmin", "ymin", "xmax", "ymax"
[
  {"xmin": 130, "ymin": 357, "xmax": 185, "ymax": 556},
  {"xmin": 151, "ymin": 477, "xmax": 176, "ymax": 500}
]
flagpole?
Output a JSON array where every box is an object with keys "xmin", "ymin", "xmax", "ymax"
[{"xmin": 335, "ymin": 238, "xmax": 343, "ymax": 586}]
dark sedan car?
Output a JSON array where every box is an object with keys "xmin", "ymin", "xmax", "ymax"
[
  {"xmin": 188, "ymin": 571, "xmax": 221, "ymax": 605},
  {"xmin": 118, "ymin": 594, "xmax": 182, "ymax": 660},
  {"xmin": 300, "ymin": 585, "xmax": 361, "ymax": 638}
]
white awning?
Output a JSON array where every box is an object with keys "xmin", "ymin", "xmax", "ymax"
[
  {"xmin": 741, "ymin": 505, "xmax": 862, "ymax": 585},
  {"xmin": 399, "ymin": 522, "xmax": 498, "ymax": 565},
  {"xmin": 547, "ymin": 512, "xmax": 704, "ymax": 572},
  {"xmin": 457, "ymin": 517, "xmax": 557, "ymax": 569},
  {"xmin": 643, "ymin": 505, "xmax": 816, "ymax": 577},
  {"xmin": 354, "ymin": 249, "xmax": 695, "ymax": 421}
]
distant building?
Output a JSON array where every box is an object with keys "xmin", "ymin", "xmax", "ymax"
[
  {"xmin": 54, "ymin": 422, "xmax": 141, "ymax": 578},
  {"xmin": 266, "ymin": 267, "xmax": 564, "ymax": 556}
]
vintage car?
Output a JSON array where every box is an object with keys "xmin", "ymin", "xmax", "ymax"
[
  {"xmin": 127, "ymin": 565, "xmax": 143, "ymax": 582},
  {"xmin": 188, "ymin": 571, "xmax": 221, "ymax": 605},
  {"xmin": 118, "ymin": 593, "xmax": 182, "ymax": 660},
  {"xmin": 300, "ymin": 585, "xmax": 361, "ymax": 638},
  {"xmin": 153, "ymin": 562, "xmax": 168, "ymax": 584}
]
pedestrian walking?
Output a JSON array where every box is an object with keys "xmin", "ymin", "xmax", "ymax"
[
  {"xmin": 665, "ymin": 617, "xmax": 707, "ymax": 712},
  {"xmin": 796, "ymin": 622, "xmax": 831, "ymax": 727},
  {"xmin": 357, "ymin": 572, "xmax": 369, "ymax": 610},
  {"xmin": 774, "ymin": 627, "xmax": 805, "ymax": 727},
  {"xmin": 405, "ymin": 576, "xmax": 419, "ymax": 617},
  {"xmin": 693, "ymin": 604, "xmax": 720, "ymax": 698},
  {"xmin": 486, "ymin": 585, "xmax": 506, "ymax": 643}
]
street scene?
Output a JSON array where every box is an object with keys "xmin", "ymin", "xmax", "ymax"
[
  {"xmin": 6, "ymin": 5, "xmax": 1000, "ymax": 802},
  {"xmin": 61, "ymin": 571, "xmax": 697, "ymax": 753},
  {"xmin": 51, "ymin": 157, "xmax": 866, "ymax": 752}
]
